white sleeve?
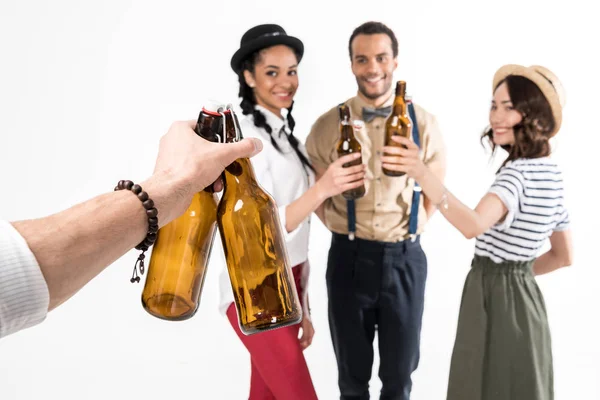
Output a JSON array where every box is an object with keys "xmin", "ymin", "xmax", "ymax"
[
  {"xmin": 554, "ymin": 207, "xmax": 570, "ymax": 231},
  {"xmin": 0, "ymin": 220, "xmax": 50, "ymax": 339},
  {"xmin": 488, "ymin": 166, "xmax": 525, "ymax": 231},
  {"xmin": 245, "ymin": 130, "xmax": 304, "ymax": 242}
]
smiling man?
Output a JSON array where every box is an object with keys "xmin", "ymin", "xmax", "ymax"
[{"xmin": 305, "ymin": 21, "xmax": 446, "ymax": 400}]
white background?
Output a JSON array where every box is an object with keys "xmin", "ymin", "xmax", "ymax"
[{"xmin": 1, "ymin": 0, "xmax": 598, "ymax": 399}]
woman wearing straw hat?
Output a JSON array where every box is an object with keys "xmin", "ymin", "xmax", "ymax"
[
  {"xmin": 381, "ymin": 64, "xmax": 572, "ymax": 400},
  {"xmin": 217, "ymin": 24, "xmax": 366, "ymax": 400}
]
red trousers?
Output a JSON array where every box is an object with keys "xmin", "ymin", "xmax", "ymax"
[{"xmin": 226, "ymin": 263, "xmax": 318, "ymax": 400}]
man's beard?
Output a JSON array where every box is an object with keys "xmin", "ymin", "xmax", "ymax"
[{"xmin": 356, "ymin": 75, "xmax": 392, "ymax": 100}]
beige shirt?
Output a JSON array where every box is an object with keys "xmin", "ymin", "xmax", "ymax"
[{"xmin": 305, "ymin": 93, "xmax": 446, "ymax": 242}]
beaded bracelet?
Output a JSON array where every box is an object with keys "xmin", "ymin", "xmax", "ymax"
[{"xmin": 114, "ymin": 180, "xmax": 159, "ymax": 283}]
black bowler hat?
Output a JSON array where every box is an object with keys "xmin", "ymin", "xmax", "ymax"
[{"xmin": 230, "ymin": 24, "xmax": 304, "ymax": 74}]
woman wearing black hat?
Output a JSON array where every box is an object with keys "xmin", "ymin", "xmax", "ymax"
[{"xmin": 217, "ymin": 24, "xmax": 366, "ymax": 399}]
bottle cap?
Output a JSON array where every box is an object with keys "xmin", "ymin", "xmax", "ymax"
[
  {"xmin": 203, "ymin": 99, "xmax": 226, "ymax": 115},
  {"xmin": 353, "ymin": 120, "xmax": 365, "ymax": 130}
]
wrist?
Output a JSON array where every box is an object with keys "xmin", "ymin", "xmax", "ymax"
[
  {"xmin": 433, "ymin": 188, "xmax": 449, "ymax": 211},
  {"xmin": 414, "ymin": 163, "xmax": 427, "ymax": 181},
  {"xmin": 141, "ymin": 170, "xmax": 193, "ymax": 227},
  {"xmin": 314, "ymin": 180, "xmax": 329, "ymax": 202},
  {"xmin": 302, "ymin": 303, "xmax": 312, "ymax": 321}
]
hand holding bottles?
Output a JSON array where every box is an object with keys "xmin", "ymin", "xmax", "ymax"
[
  {"xmin": 140, "ymin": 104, "xmax": 301, "ymax": 332},
  {"xmin": 142, "ymin": 107, "xmax": 266, "ymax": 321},
  {"xmin": 152, "ymin": 120, "xmax": 263, "ymax": 224},
  {"xmin": 316, "ymin": 153, "xmax": 366, "ymax": 200},
  {"xmin": 381, "ymin": 135, "xmax": 426, "ymax": 180}
]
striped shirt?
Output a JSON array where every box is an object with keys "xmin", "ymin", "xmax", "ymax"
[
  {"xmin": 0, "ymin": 220, "xmax": 49, "ymax": 339},
  {"xmin": 475, "ymin": 157, "xmax": 570, "ymax": 263}
]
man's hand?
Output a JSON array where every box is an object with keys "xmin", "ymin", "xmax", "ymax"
[{"xmin": 149, "ymin": 120, "xmax": 263, "ymax": 223}]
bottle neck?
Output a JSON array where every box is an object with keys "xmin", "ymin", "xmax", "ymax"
[
  {"xmin": 393, "ymin": 81, "xmax": 407, "ymax": 116},
  {"xmin": 221, "ymin": 111, "xmax": 256, "ymax": 194},
  {"xmin": 394, "ymin": 100, "xmax": 407, "ymax": 115},
  {"xmin": 393, "ymin": 87, "xmax": 407, "ymax": 115},
  {"xmin": 395, "ymin": 81, "xmax": 406, "ymax": 98},
  {"xmin": 338, "ymin": 105, "xmax": 355, "ymax": 140},
  {"xmin": 222, "ymin": 158, "xmax": 258, "ymax": 194},
  {"xmin": 196, "ymin": 113, "xmax": 223, "ymax": 142},
  {"xmin": 222, "ymin": 113, "xmax": 244, "ymax": 143},
  {"xmin": 340, "ymin": 120, "xmax": 356, "ymax": 140}
]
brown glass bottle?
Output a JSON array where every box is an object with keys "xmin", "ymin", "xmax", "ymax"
[
  {"xmin": 141, "ymin": 105, "xmax": 221, "ymax": 321},
  {"xmin": 336, "ymin": 104, "xmax": 366, "ymax": 199},
  {"xmin": 217, "ymin": 107, "xmax": 302, "ymax": 335},
  {"xmin": 383, "ymin": 81, "xmax": 413, "ymax": 177}
]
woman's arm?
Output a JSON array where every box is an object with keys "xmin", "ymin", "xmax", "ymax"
[
  {"xmin": 283, "ymin": 154, "xmax": 365, "ymax": 232},
  {"xmin": 382, "ymin": 135, "xmax": 509, "ymax": 239},
  {"xmin": 533, "ymin": 229, "xmax": 574, "ymax": 275}
]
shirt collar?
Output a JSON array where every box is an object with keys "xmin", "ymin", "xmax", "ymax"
[{"xmin": 254, "ymin": 105, "xmax": 291, "ymax": 137}]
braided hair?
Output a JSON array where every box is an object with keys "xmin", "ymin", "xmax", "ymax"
[{"xmin": 238, "ymin": 49, "xmax": 314, "ymax": 173}]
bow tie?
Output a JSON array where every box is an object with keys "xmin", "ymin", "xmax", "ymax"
[{"xmin": 362, "ymin": 106, "xmax": 392, "ymax": 123}]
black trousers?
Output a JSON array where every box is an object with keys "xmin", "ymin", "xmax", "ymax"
[{"xmin": 327, "ymin": 233, "xmax": 428, "ymax": 400}]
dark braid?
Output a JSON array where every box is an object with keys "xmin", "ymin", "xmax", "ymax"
[
  {"xmin": 237, "ymin": 49, "xmax": 315, "ymax": 173},
  {"xmin": 286, "ymin": 101, "xmax": 315, "ymax": 172}
]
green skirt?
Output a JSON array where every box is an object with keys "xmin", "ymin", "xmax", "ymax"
[{"xmin": 446, "ymin": 255, "xmax": 553, "ymax": 400}]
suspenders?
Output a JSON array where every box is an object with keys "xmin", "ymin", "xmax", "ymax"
[
  {"xmin": 407, "ymin": 100, "xmax": 421, "ymax": 241},
  {"xmin": 346, "ymin": 100, "xmax": 421, "ymax": 242},
  {"xmin": 347, "ymin": 198, "xmax": 357, "ymax": 240}
]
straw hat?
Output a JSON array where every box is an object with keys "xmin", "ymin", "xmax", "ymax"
[{"xmin": 493, "ymin": 64, "xmax": 566, "ymax": 136}]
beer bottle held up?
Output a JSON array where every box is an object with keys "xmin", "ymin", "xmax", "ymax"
[
  {"xmin": 336, "ymin": 103, "xmax": 365, "ymax": 199},
  {"xmin": 217, "ymin": 106, "xmax": 302, "ymax": 335},
  {"xmin": 140, "ymin": 103, "xmax": 222, "ymax": 321},
  {"xmin": 383, "ymin": 80, "xmax": 412, "ymax": 177}
]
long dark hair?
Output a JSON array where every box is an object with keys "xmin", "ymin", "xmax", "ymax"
[
  {"xmin": 482, "ymin": 75, "xmax": 555, "ymax": 169},
  {"xmin": 237, "ymin": 48, "xmax": 314, "ymax": 173}
]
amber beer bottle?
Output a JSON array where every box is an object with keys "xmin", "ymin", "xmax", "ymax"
[
  {"xmin": 383, "ymin": 80, "xmax": 412, "ymax": 177},
  {"xmin": 217, "ymin": 106, "xmax": 302, "ymax": 335},
  {"xmin": 141, "ymin": 104, "xmax": 222, "ymax": 321},
  {"xmin": 336, "ymin": 104, "xmax": 366, "ymax": 199}
]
